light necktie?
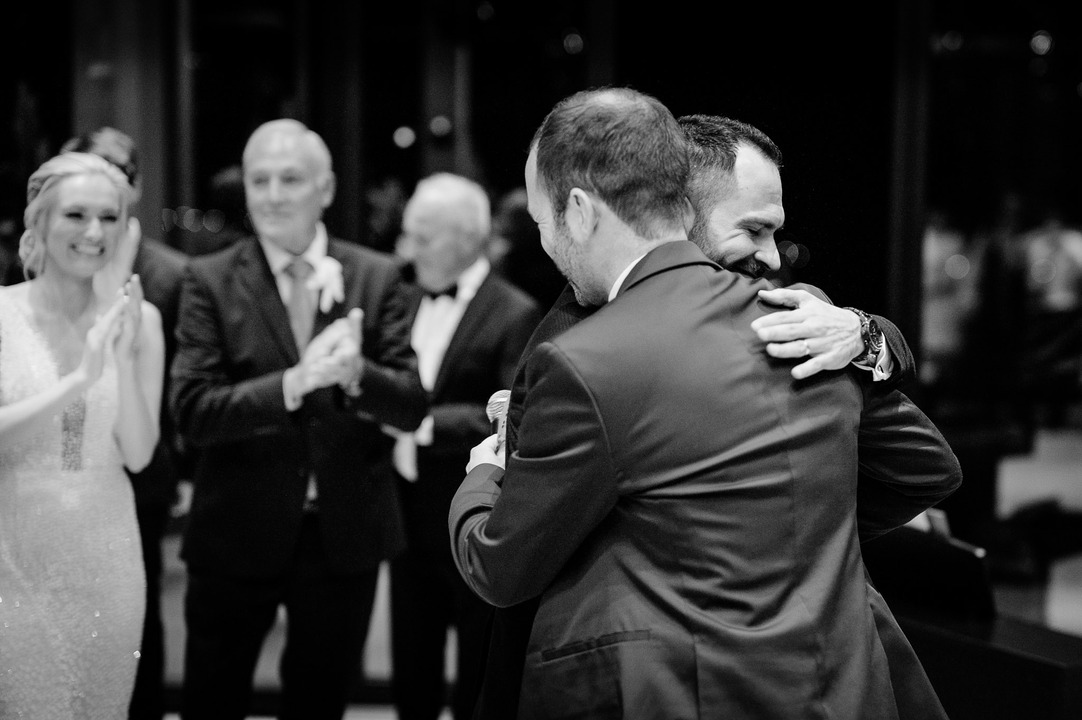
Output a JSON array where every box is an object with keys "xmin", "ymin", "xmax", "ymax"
[{"xmin": 285, "ymin": 257, "xmax": 315, "ymax": 353}]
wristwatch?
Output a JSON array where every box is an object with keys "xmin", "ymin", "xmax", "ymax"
[{"xmin": 843, "ymin": 307, "xmax": 884, "ymax": 367}]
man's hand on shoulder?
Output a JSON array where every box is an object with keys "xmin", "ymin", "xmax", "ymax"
[{"xmin": 751, "ymin": 287, "xmax": 864, "ymax": 380}]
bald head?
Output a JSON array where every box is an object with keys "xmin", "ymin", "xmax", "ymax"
[
  {"xmin": 243, "ymin": 119, "xmax": 333, "ymax": 178},
  {"xmin": 402, "ymin": 172, "xmax": 492, "ymax": 291},
  {"xmin": 242, "ymin": 119, "xmax": 336, "ymax": 253}
]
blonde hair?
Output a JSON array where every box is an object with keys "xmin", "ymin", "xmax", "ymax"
[{"xmin": 19, "ymin": 152, "xmax": 131, "ymax": 279}]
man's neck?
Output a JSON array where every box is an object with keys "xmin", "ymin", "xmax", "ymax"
[{"xmin": 602, "ymin": 237, "xmax": 682, "ymax": 302}]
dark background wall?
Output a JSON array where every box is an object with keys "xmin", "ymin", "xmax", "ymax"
[{"xmin": 3, "ymin": 0, "xmax": 1081, "ymax": 356}]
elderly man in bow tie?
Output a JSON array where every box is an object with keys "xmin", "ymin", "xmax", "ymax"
[
  {"xmin": 384, "ymin": 173, "xmax": 540, "ymax": 720},
  {"xmin": 171, "ymin": 118, "xmax": 427, "ymax": 720}
]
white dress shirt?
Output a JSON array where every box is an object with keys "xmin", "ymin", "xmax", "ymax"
[{"xmin": 390, "ymin": 257, "xmax": 490, "ymax": 482}]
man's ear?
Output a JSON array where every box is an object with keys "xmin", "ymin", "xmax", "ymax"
[
  {"xmin": 320, "ymin": 171, "xmax": 337, "ymax": 209},
  {"xmin": 565, "ymin": 187, "xmax": 597, "ymax": 244},
  {"xmin": 682, "ymin": 196, "xmax": 695, "ymax": 234}
]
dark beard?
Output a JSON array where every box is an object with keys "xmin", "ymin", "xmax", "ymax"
[{"xmin": 730, "ymin": 255, "xmax": 769, "ymax": 279}]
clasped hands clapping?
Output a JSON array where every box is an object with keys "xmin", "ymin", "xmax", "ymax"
[
  {"xmin": 77, "ymin": 274, "xmax": 145, "ymax": 387},
  {"xmin": 293, "ymin": 308, "xmax": 366, "ymax": 396},
  {"xmin": 74, "ymin": 217, "xmax": 145, "ymax": 387}
]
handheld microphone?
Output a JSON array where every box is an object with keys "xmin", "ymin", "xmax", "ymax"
[{"xmin": 486, "ymin": 389, "xmax": 511, "ymax": 456}]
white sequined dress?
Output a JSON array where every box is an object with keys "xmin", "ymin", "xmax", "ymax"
[{"xmin": 0, "ymin": 294, "xmax": 145, "ymax": 719}]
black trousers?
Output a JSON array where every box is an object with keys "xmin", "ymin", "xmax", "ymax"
[
  {"xmin": 180, "ymin": 514, "xmax": 379, "ymax": 720},
  {"xmin": 470, "ymin": 599, "xmax": 539, "ymax": 720},
  {"xmin": 390, "ymin": 551, "xmax": 489, "ymax": 720}
]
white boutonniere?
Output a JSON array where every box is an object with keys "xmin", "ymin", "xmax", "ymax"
[{"xmin": 308, "ymin": 255, "xmax": 345, "ymax": 313}]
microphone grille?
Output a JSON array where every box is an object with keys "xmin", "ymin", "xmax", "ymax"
[{"xmin": 486, "ymin": 389, "xmax": 511, "ymax": 422}]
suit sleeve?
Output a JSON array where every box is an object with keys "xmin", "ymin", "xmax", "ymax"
[
  {"xmin": 341, "ymin": 263, "xmax": 427, "ymax": 432},
  {"xmin": 170, "ymin": 263, "xmax": 294, "ymax": 446},
  {"xmin": 856, "ymin": 388, "xmax": 963, "ymax": 542},
  {"xmin": 449, "ymin": 340, "xmax": 619, "ymax": 607}
]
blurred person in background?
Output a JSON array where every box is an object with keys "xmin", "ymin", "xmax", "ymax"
[
  {"xmin": 0, "ymin": 151, "xmax": 163, "ymax": 717},
  {"xmin": 62, "ymin": 126, "xmax": 189, "ymax": 720},
  {"xmin": 1018, "ymin": 206, "xmax": 1082, "ymax": 428},
  {"xmin": 487, "ymin": 187, "xmax": 566, "ymax": 309},
  {"xmin": 171, "ymin": 118, "xmax": 426, "ymax": 720},
  {"xmin": 386, "ymin": 172, "xmax": 539, "ymax": 720}
]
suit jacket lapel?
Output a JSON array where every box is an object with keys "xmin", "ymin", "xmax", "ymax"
[
  {"xmin": 431, "ymin": 273, "xmax": 496, "ymax": 398},
  {"xmin": 237, "ymin": 239, "xmax": 300, "ymax": 363},
  {"xmin": 615, "ymin": 240, "xmax": 719, "ymax": 299},
  {"xmin": 320, "ymin": 239, "xmax": 355, "ymax": 337}
]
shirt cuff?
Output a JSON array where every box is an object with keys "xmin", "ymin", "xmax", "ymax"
[{"xmin": 852, "ymin": 343, "xmax": 894, "ymax": 381}]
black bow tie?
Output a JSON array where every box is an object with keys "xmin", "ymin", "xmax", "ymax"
[{"xmin": 424, "ymin": 284, "xmax": 457, "ymax": 300}]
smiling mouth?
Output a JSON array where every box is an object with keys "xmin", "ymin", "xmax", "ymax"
[{"xmin": 71, "ymin": 243, "xmax": 105, "ymax": 256}]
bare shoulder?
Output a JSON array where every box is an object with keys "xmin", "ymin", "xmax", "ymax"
[{"xmin": 0, "ymin": 282, "xmax": 30, "ymax": 304}]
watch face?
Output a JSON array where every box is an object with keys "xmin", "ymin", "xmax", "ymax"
[{"xmin": 867, "ymin": 318, "xmax": 884, "ymax": 351}]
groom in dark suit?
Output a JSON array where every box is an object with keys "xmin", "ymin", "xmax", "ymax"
[
  {"xmin": 468, "ymin": 113, "xmax": 954, "ymax": 720},
  {"xmin": 171, "ymin": 119, "xmax": 427, "ymax": 720},
  {"xmin": 450, "ymin": 88, "xmax": 961, "ymax": 719},
  {"xmin": 387, "ymin": 172, "xmax": 539, "ymax": 720}
]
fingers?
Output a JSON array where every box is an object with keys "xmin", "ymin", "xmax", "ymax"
[
  {"xmin": 765, "ymin": 343, "xmax": 829, "ymax": 380},
  {"xmin": 303, "ymin": 320, "xmax": 348, "ymax": 360},
  {"xmin": 116, "ymin": 217, "xmax": 141, "ymax": 273},
  {"xmin": 764, "ymin": 339, "xmax": 852, "ymax": 375},
  {"xmin": 126, "ymin": 217, "xmax": 142, "ymax": 246},
  {"xmin": 347, "ymin": 308, "xmax": 363, "ymax": 343},
  {"xmin": 466, "ymin": 433, "xmax": 503, "ymax": 473},
  {"xmin": 753, "ymin": 288, "xmax": 832, "ymax": 329},
  {"xmin": 101, "ymin": 290, "xmax": 129, "ymax": 327},
  {"xmin": 790, "ymin": 358, "xmax": 823, "ymax": 381},
  {"xmin": 304, "ymin": 351, "xmax": 359, "ymax": 389},
  {"xmin": 754, "ymin": 320, "xmax": 817, "ymax": 342},
  {"xmin": 125, "ymin": 274, "xmax": 144, "ymax": 306},
  {"xmin": 763, "ymin": 339, "xmax": 814, "ymax": 360},
  {"xmin": 86, "ymin": 292, "xmax": 127, "ymax": 350},
  {"xmin": 756, "ymin": 287, "xmax": 813, "ymax": 309},
  {"xmin": 301, "ymin": 309, "xmax": 365, "ymax": 378}
]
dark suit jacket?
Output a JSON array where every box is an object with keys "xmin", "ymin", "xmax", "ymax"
[
  {"xmin": 128, "ymin": 237, "xmax": 189, "ymax": 507},
  {"xmin": 399, "ymin": 272, "xmax": 540, "ymax": 556},
  {"xmin": 171, "ymin": 235, "xmax": 427, "ymax": 578},
  {"xmin": 451, "ymin": 241, "xmax": 961, "ymax": 719}
]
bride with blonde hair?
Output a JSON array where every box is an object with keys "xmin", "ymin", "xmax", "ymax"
[{"xmin": 0, "ymin": 151, "xmax": 163, "ymax": 718}]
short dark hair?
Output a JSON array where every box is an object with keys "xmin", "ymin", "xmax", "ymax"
[
  {"xmin": 532, "ymin": 87, "xmax": 688, "ymax": 240},
  {"xmin": 678, "ymin": 115, "xmax": 782, "ymax": 221},
  {"xmin": 678, "ymin": 114, "xmax": 782, "ymax": 175},
  {"xmin": 60, "ymin": 127, "xmax": 139, "ymax": 187}
]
